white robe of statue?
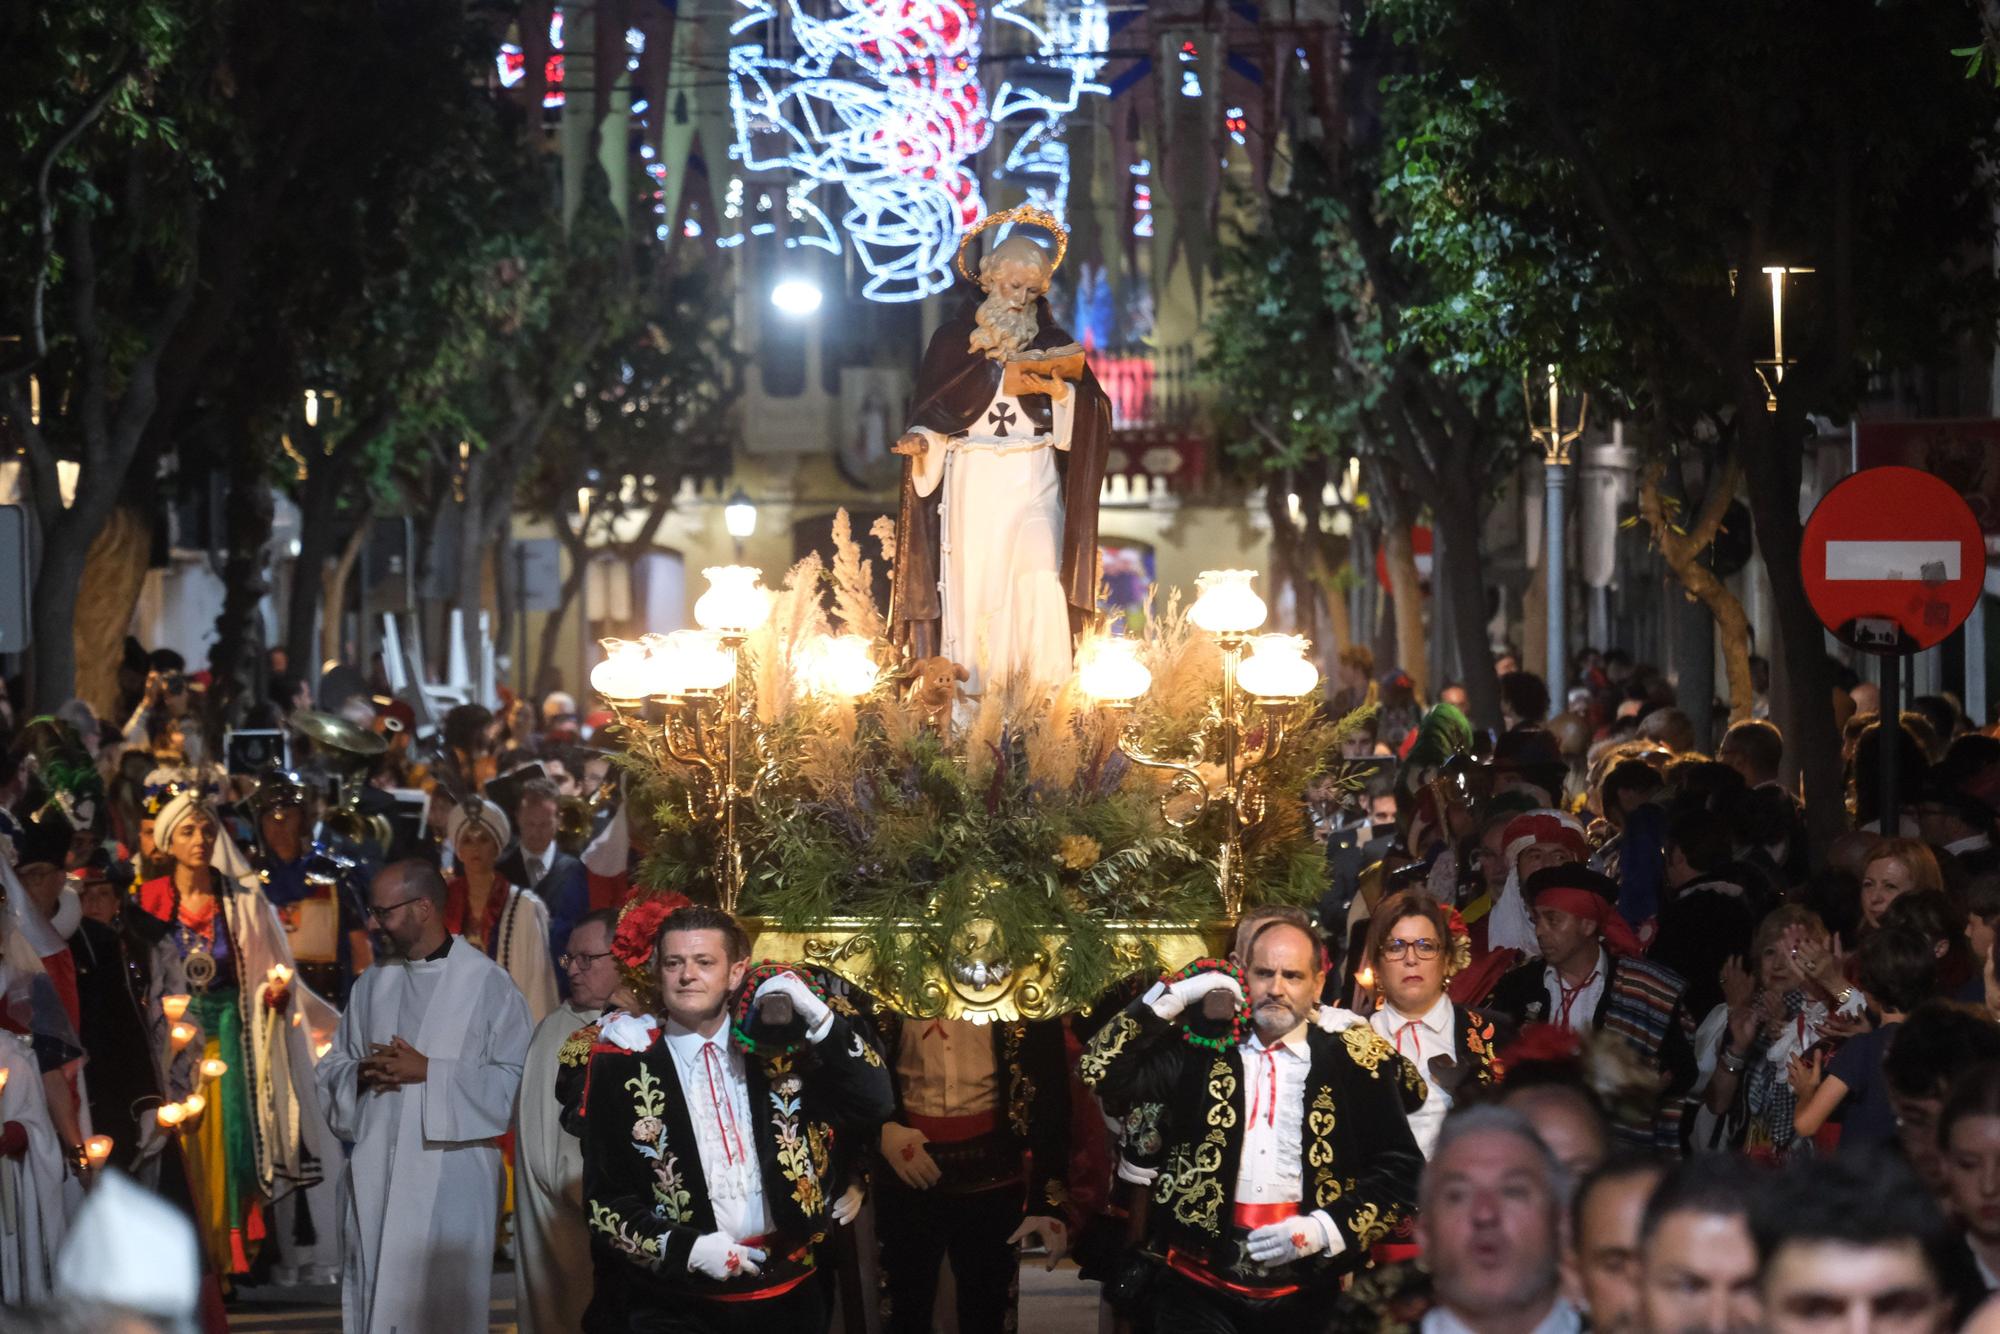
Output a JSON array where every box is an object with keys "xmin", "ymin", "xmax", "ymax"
[
  {"xmin": 513, "ymin": 999, "xmax": 599, "ymax": 1334},
  {"xmin": 0, "ymin": 1030, "xmax": 66, "ymax": 1305},
  {"xmin": 316, "ymin": 938, "xmax": 530, "ymax": 1334},
  {"xmin": 910, "ymin": 383, "xmax": 1077, "ymax": 696}
]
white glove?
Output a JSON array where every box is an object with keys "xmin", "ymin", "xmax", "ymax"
[
  {"xmin": 830, "ymin": 1182, "xmax": 865, "ymax": 1226},
  {"xmin": 688, "ymin": 1231, "xmax": 767, "ymax": 1280},
  {"xmin": 1316, "ymin": 1004, "xmax": 1363, "ymax": 1033},
  {"xmin": 1245, "ymin": 1215, "xmax": 1332, "ymax": 1266},
  {"xmin": 599, "ymin": 1012, "xmax": 659, "ymax": 1053},
  {"xmin": 753, "ymin": 971, "xmax": 833, "ymax": 1037},
  {"xmin": 1148, "ymin": 970, "xmax": 1244, "ymax": 1022}
]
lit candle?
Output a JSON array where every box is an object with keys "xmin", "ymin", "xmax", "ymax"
[
  {"xmin": 155, "ymin": 1103, "xmax": 186, "ymax": 1128},
  {"xmin": 200, "ymin": 1057, "xmax": 229, "ymax": 1080},
  {"xmin": 84, "ymin": 1136, "xmax": 112, "ymax": 1168},
  {"xmin": 314, "ymin": 1041, "xmax": 333, "ymax": 1060},
  {"xmin": 267, "ymin": 964, "xmax": 294, "ymax": 988},
  {"xmin": 169, "ymin": 1021, "xmax": 197, "ymax": 1052},
  {"xmin": 1354, "ymin": 964, "xmax": 1376, "ymax": 994},
  {"xmin": 162, "ymin": 995, "xmax": 191, "ymax": 1022},
  {"xmin": 0, "ymin": 1067, "xmax": 9, "ymax": 1097},
  {"xmin": 183, "ymin": 1093, "xmax": 207, "ymax": 1118}
]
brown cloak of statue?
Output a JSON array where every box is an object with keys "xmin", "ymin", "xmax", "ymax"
[{"xmin": 889, "ymin": 294, "xmax": 1111, "ymax": 659}]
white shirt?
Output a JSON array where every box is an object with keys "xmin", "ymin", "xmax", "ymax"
[
  {"xmin": 1422, "ymin": 1297, "xmax": 1582, "ymax": 1334},
  {"xmin": 1543, "ymin": 946, "xmax": 1608, "ymax": 1033},
  {"xmin": 1370, "ymin": 994, "xmax": 1454, "ymax": 1157},
  {"xmin": 1949, "ymin": 833, "xmax": 1993, "ymax": 856},
  {"xmin": 1233, "ymin": 1022, "xmax": 1345, "ymax": 1258},
  {"xmin": 663, "ymin": 1022, "xmax": 772, "ymax": 1243}
]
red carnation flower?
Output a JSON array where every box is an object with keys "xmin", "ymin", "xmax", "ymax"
[
  {"xmin": 1499, "ymin": 1022, "xmax": 1583, "ymax": 1071},
  {"xmin": 612, "ymin": 893, "xmax": 692, "ymax": 968}
]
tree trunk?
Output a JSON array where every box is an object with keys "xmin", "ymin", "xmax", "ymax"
[
  {"xmin": 29, "ymin": 523, "xmax": 94, "ymax": 713},
  {"xmin": 1638, "ymin": 456, "xmax": 1755, "ymax": 736},
  {"xmin": 320, "ymin": 515, "xmax": 369, "ymax": 667},
  {"xmin": 205, "ymin": 437, "xmax": 276, "ymax": 746},
  {"xmin": 1432, "ymin": 484, "xmax": 1502, "ymax": 728},
  {"xmin": 1382, "ymin": 523, "xmax": 1428, "ymax": 701},
  {"xmin": 68, "ymin": 506, "xmax": 151, "ymax": 718},
  {"xmin": 285, "ymin": 453, "xmax": 350, "ymax": 675},
  {"xmin": 1738, "ymin": 407, "xmax": 1843, "ymax": 859},
  {"xmin": 534, "ymin": 531, "xmax": 591, "ymax": 698}
]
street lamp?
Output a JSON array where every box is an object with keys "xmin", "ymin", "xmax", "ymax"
[
  {"xmin": 724, "ymin": 488, "xmax": 757, "ymax": 555},
  {"xmin": 770, "ymin": 278, "xmax": 824, "ymax": 317},
  {"xmin": 1750, "ymin": 264, "xmax": 1814, "ymax": 413},
  {"xmin": 1078, "ymin": 570, "xmax": 1320, "ymax": 917},
  {"xmin": 1527, "ymin": 365, "xmax": 1589, "ymax": 692}
]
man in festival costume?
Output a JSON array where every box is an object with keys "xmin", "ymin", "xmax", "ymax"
[
  {"xmin": 890, "ymin": 208, "xmax": 1111, "ymax": 694},
  {"xmin": 516, "ymin": 908, "xmax": 646, "ymax": 1334},
  {"xmin": 572, "ymin": 903, "xmax": 895, "ymax": 1332},
  {"xmin": 244, "ymin": 768, "xmax": 368, "ymax": 1003},
  {"xmin": 1452, "ymin": 808, "xmax": 1592, "ymax": 1006},
  {"xmin": 870, "ymin": 1005, "xmax": 1073, "ymax": 1334},
  {"xmin": 1484, "ymin": 864, "xmax": 1697, "ymax": 1149},
  {"xmin": 1080, "ymin": 915, "xmax": 1424, "ymax": 1334},
  {"xmin": 1363, "ymin": 890, "xmax": 1503, "ymax": 1159},
  {"xmin": 317, "ymin": 860, "xmax": 531, "ymax": 1334}
]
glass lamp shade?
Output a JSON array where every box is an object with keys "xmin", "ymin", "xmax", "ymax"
[
  {"xmin": 1077, "ymin": 637, "xmax": 1153, "ymax": 705},
  {"xmin": 1237, "ymin": 634, "xmax": 1320, "ymax": 700},
  {"xmin": 1189, "ymin": 570, "xmax": 1267, "ymax": 635},
  {"xmin": 799, "ymin": 634, "xmax": 881, "ymax": 698},
  {"xmin": 694, "ymin": 565, "xmax": 773, "ymax": 634},
  {"xmin": 591, "ymin": 639, "xmax": 650, "ymax": 701},
  {"xmin": 662, "ymin": 630, "xmax": 736, "ymax": 694}
]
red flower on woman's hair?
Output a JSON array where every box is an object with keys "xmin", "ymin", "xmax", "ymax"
[
  {"xmin": 1443, "ymin": 906, "xmax": 1470, "ymax": 944},
  {"xmin": 612, "ymin": 893, "xmax": 692, "ymax": 968}
]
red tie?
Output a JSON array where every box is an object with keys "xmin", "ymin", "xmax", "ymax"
[
  {"xmin": 1394, "ymin": 1020, "xmax": 1421, "ymax": 1058},
  {"xmin": 701, "ymin": 1042, "xmax": 746, "ymax": 1166},
  {"xmin": 1248, "ymin": 1046, "xmax": 1280, "ymax": 1128},
  {"xmin": 1556, "ymin": 971, "xmax": 1600, "ymax": 1031}
]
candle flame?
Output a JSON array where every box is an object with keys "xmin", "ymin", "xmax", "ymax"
[
  {"xmin": 183, "ymin": 1093, "xmax": 207, "ymax": 1118},
  {"xmin": 84, "ymin": 1135, "xmax": 113, "ymax": 1164},
  {"xmin": 170, "ymin": 1022, "xmax": 198, "ymax": 1050},
  {"xmin": 200, "ymin": 1057, "xmax": 229, "ymax": 1080},
  {"xmin": 156, "ymin": 1104, "xmax": 186, "ymax": 1128},
  {"xmin": 162, "ymin": 995, "xmax": 191, "ymax": 1022}
]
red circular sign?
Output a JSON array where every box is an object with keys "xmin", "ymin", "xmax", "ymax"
[{"xmin": 1800, "ymin": 465, "xmax": 1984, "ymax": 655}]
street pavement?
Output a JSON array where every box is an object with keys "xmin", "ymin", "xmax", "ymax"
[{"xmin": 225, "ymin": 1264, "xmax": 1105, "ymax": 1332}]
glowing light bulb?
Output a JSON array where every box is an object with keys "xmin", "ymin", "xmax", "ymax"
[
  {"xmin": 1236, "ymin": 635, "xmax": 1320, "ymax": 701},
  {"xmin": 693, "ymin": 566, "xmax": 772, "ymax": 635},
  {"xmin": 1076, "ymin": 638, "xmax": 1153, "ymax": 705},
  {"xmin": 590, "ymin": 639, "xmax": 651, "ymax": 703},
  {"xmin": 1189, "ymin": 570, "xmax": 1267, "ymax": 636},
  {"xmin": 770, "ymin": 278, "xmax": 823, "ymax": 317},
  {"xmin": 797, "ymin": 635, "xmax": 882, "ymax": 699}
]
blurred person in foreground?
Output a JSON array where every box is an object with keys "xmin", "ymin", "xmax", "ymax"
[
  {"xmin": 1634, "ymin": 1157, "xmax": 1762, "ymax": 1334},
  {"xmin": 1571, "ymin": 1157, "xmax": 1668, "ymax": 1334}
]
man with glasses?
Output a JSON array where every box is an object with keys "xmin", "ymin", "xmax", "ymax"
[
  {"xmin": 515, "ymin": 908, "xmax": 640, "ymax": 1334},
  {"xmin": 1365, "ymin": 890, "xmax": 1501, "ymax": 1158},
  {"xmin": 317, "ymin": 860, "xmax": 532, "ymax": 1334}
]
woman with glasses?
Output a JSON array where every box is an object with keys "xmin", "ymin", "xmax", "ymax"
[
  {"xmin": 1364, "ymin": 890, "xmax": 1502, "ymax": 1158},
  {"xmin": 441, "ymin": 797, "xmax": 557, "ymax": 1024},
  {"xmin": 134, "ymin": 790, "xmax": 332, "ymax": 1283}
]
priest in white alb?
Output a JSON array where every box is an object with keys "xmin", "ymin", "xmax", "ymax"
[
  {"xmin": 317, "ymin": 860, "xmax": 530, "ymax": 1334},
  {"xmin": 890, "ymin": 208, "xmax": 1111, "ymax": 696}
]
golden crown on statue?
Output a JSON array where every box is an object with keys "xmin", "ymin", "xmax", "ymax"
[{"xmin": 954, "ymin": 204, "xmax": 1070, "ymax": 283}]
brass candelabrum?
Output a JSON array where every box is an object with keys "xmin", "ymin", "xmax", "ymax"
[{"xmin": 1080, "ymin": 570, "xmax": 1320, "ymax": 917}]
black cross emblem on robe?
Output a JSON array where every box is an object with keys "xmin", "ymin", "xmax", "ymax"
[{"xmin": 986, "ymin": 402, "xmax": 1018, "ymax": 438}]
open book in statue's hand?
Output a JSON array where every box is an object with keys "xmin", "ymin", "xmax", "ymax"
[{"xmin": 1002, "ymin": 342, "xmax": 1085, "ymax": 399}]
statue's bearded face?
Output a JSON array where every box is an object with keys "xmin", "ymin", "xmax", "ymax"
[{"xmin": 969, "ymin": 257, "xmax": 1045, "ymax": 361}]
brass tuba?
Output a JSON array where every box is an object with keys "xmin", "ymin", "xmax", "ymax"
[{"xmin": 287, "ymin": 710, "xmax": 394, "ymax": 853}]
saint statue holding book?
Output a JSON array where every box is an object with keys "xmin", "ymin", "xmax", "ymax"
[{"xmin": 889, "ymin": 208, "xmax": 1112, "ymax": 695}]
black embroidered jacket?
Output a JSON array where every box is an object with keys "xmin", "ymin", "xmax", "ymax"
[
  {"xmin": 1080, "ymin": 1001, "xmax": 1424, "ymax": 1285},
  {"xmin": 564, "ymin": 1013, "xmax": 895, "ymax": 1304}
]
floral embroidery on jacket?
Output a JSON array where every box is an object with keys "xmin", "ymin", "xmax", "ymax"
[
  {"xmin": 590, "ymin": 1200, "xmax": 663, "ymax": 1268},
  {"xmin": 1079, "ymin": 1012, "xmax": 1140, "ymax": 1086},
  {"xmin": 626, "ymin": 1066, "xmax": 668, "ymax": 1160},
  {"xmin": 765, "ymin": 1055, "xmax": 828, "ymax": 1215}
]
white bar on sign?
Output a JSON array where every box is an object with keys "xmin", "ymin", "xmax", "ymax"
[{"xmin": 1824, "ymin": 540, "xmax": 1961, "ymax": 582}]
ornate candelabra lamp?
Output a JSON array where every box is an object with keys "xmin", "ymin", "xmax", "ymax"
[
  {"xmin": 1078, "ymin": 570, "xmax": 1320, "ymax": 916},
  {"xmin": 591, "ymin": 566, "xmax": 883, "ymax": 913}
]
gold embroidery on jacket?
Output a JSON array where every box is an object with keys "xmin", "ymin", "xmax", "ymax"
[
  {"xmin": 1156, "ymin": 1057, "xmax": 1236, "ymax": 1233},
  {"xmin": 1005, "ymin": 1023, "xmax": 1033, "ymax": 1138},
  {"xmin": 1340, "ymin": 1024, "xmax": 1396, "ymax": 1076},
  {"xmin": 1079, "ymin": 1012, "xmax": 1140, "ymax": 1086},
  {"xmin": 1307, "ymin": 1086, "xmax": 1342, "ymax": 1207}
]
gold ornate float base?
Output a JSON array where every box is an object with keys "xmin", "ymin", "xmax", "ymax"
[{"xmin": 744, "ymin": 919, "xmax": 1232, "ymax": 1022}]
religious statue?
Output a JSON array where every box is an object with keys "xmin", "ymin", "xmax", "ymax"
[{"xmin": 890, "ymin": 206, "xmax": 1111, "ymax": 696}]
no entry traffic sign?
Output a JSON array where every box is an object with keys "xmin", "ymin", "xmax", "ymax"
[{"xmin": 1800, "ymin": 465, "xmax": 1983, "ymax": 656}]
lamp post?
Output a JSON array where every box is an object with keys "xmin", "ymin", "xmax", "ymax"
[
  {"xmin": 1077, "ymin": 570, "xmax": 1320, "ymax": 917},
  {"xmin": 1749, "ymin": 265, "xmax": 1814, "ymax": 412},
  {"xmin": 724, "ymin": 489, "xmax": 757, "ymax": 558},
  {"xmin": 1527, "ymin": 366, "xmax": 1589, "ymax": 692}
]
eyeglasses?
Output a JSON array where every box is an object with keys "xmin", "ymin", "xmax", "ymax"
[
  {"xmin": 365, "ymin": 897, "xmax": 424, "ymax": 922},
  {"xmin": 560, "ymin": 949, "xmax": 615, "ymax": 971},
  {"xmin": 1380, "ymin": 938, "xmax": 1441, "ymax": 962}
]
